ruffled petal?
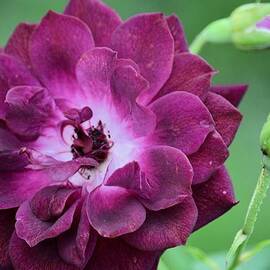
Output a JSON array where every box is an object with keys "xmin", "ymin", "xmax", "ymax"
[
  {"xmin": 0, "ymin": 54, "xmax": 39, "ymax": 117},
  {"xmin": 205, "ymin": 92, "xmax": 242, "ymax": 146},
  {"xmin": 5, "ymin": 23, "xmax": 36, "ymax": 70},
  {"xmin": 166, "ymin": 15, "xmax": 188, "ymax": 53},
  {"xmin": 29, "ymin": 11, "xmax": 94, "ymax": 97},
  {"xmin": 5, "ymin": 86, "xmax": 55, "ymax": 141},
  {"xmin": 193, "ymin": 166, "xmax": 237, "ymax": 230},
  {"xmin": 87, "ymin": 185, "xmax": 146, "ymax": 238},
  {"xmin": 189, "ymin": 131, "xmax": 229, "ymax": 184},
  {"xmin": 110, "ymin": 65, "xmax": 156, "ymax": 137},
  {"xmin": 58, "ymin": 201, "xmax": 97, "ymax": 268},
  {"xmin": 0, "ymin": 150, "xmax": 29, "ymax": 172},
  {"xmin": 124, "ymin": 197, "xmax": 198, "ymax": 251},
  {"xmin": 147, "ymin": 91, "xmax": 214, "ymax": 155},
  {"xmin": 65, "ymin": 0, "xmax": 122, "ymax": 47},
  {"xmin": 154, "ymin": 53, "xmax": 215, "ymax": 101},
  {"xmin": 9, "ymin": 233, "xmax": 78, "ymax": 270},
  {"xmin": 211, "ymin": 84, "xmax": 248, "ymax": 107},
  {"xmin": 0, "ymin": 209, "xmax": 16, "ymax": 269},
  {"xmin": 111, "ymin": 13, "xmax": 174, "ymax": 105},
  {"xmin": 86, "ymin": 238, "xmax": 160, "ymax": 270},
  {"xmin": 15, "ymin": 192, "xmax": 79, "ymax": 247},
  {"xmin": 136, "ymin": 146, "xmax": 193, "ymax": 211}
]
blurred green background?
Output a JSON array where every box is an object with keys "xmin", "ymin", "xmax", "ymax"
[{"xmin": 0, "ymin": 0, "xmax": 269, "ymax": 256}]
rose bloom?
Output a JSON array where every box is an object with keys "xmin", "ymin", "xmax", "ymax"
[{"xmin": 0, "ymin": 0, "xmax": 247, "ymax": 269}]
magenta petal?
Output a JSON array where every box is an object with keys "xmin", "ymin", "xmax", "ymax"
[
  {"xmin": 86, "ymin": 238, "xmax": 160, "ymax": 270},
  {"xmin": 154, "ymin": 53, "xmax": 215, "ymax": 101},
  {"xmin": 111, "ymin": 66, "xmax": 156, "ymax": 137},
  {"xmin": 205, "ymin": 92, "xmax": 242, "ymax": 146},
  {"xmin": 124, "ymin": 197, "xmax": 198, "ymax": 251},
  {"xmin": 256, "ymin": 15, "xmax": 270, "ymax": 31},
  {"xmin": 0, "ymin": 170, "xmax": 51, "ymax": 209},
  {"xmin": 29, "ymin": 11, "xmax": 94, "ymax": 97},
  {"xmin": 166, "ymin": 15, "xmax": 188, "ymax": 53},
  {"xmin": 30, "ymin": 185, "xmax": 80, "ymax": 221},
  {"xmin": 5, "ymin": 86, "xmax": 55, "ymax": 141},
  {"xmin": 9, "ymin": 233, "xmax": 78, "ymax": 270},
  {"xmin": 0, "ymin": 150, "xmax": 29, "ymax": 172},
  {"xmin": 189, "ymin": 131, "xmax": 229, "ymax": 184},
  {"xmin": 211, "ymin": 84, "xmax": 248, "ymax": 107},
  {"xmin": 0, "ymin": 209, "xmax": 16, "ymax": 268},
  {"xmin": 193, "ymin": 166, "xmax": 237, "ymax": 230},
  {"xmin": 58, "ymin": 202, "xmax": 97, "ymax": 268},
  {"xmin": 111, "ymin": 13, "xmax": 174, "ymax": 105},
  {"xmin": 148, "ymin": 91, "xmax": 214, "ymax": 155},
  {"xmin": 5, "ymin": 23, "xmax": 36, "ymax": 70},
  {"xmin": 65, "ymin": 0, "xmax": 122, "ymax": 47},
  {"xmin": 0, "ymin": 54, "xmax": 39, "ymax": 117},
  {"xmin": 137, "ymin": 146, "xmax": 193, "ymax": 211},
  {"xmin": 15, "ymin": 198, "xmax": 79, "ymax": 247},
  {"xmin": 87, "ymin": 185, "xmax": 146, "ymax": 238}
]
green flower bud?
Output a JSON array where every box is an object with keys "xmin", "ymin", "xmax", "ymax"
[{"xmin": 260, "ymin": 114, "xmax": 270, "ymax": 157}]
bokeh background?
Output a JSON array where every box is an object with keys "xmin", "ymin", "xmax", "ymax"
[{"xmin": 0, "ymin": 0, "xmax": 269, "ymax": 256}]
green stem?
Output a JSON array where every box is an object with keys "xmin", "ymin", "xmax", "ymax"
[
  {"xmin": 190, "ymin": 32, "xmax": 207, "ymax": 54},
  {"xmin": 226, "ymin": 155, "xmax": 270, "ymax": 270}
]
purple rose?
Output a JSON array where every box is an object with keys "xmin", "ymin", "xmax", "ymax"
[{"xmin": 0, "ymin": 0, "xmax": 247, "ymax": 269}]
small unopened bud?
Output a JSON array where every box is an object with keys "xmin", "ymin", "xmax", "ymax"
[{"xmin": 260, "ymin": 114, "xmax": 270, "ymax": 157}]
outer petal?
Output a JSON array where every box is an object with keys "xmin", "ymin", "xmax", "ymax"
[
  {"xmin": 29, "ymin": 11, "xmax": 94, "ymax": 97},
  {"xmin": 5, "ymin": 86, "xmax": 55, "ymax": 141},
  {"xmin": 65, "ymin": 0, "xmax": 122, "ymax": 47},
  {"xmin": 9, "ymin": 233, "xmax": 78, "ymax": 270},
  {"xmin": 110, "ymin": 65, "xmax": 156, "ymax": 137},
  {"xmin": 124, "ymin": 197, "xmax": 198, "ymax": 251},
  {"xmin": 193, "ymin": 166, "xmax": 237, "ymax": 230},
  {"xmin": 0, "ymin": 209, "xmax": 16, "ymax": 269},
  {"xmin": 58, "ymin": 202, "xmax": 97, "ymax": 268},
  {"xmin": 166, "ymin": 15, "xmax": 188, "ymax": 53},
  {"xmin": 154, "ymin": 53, "xmax": 215, "ymax": 101},
  {"xmin": 0, "ymin": 54, "xmax": 39, "ymax": 117},
  {"xmin": 205, "ymin": 92, "xmax": 242, "ymax": 146},
  {"xmin": 189, "ymin": 131, "xmax": 229, "ymax": 184},
  {"xmin": 111, "ymin": 13, "xmax": 174, "ymax": 105},
  {"xmin": 87, "ymin": 185, "xmax": 146, "ymax": 238},
  {"xmin": 147, "ymin": 92, "xmax": 214, "ymax": 155},
  {"xmin": 15, "ymin": 199, "xmax": 79, "ymax": 247},
  {"xmin": 86, "ymin": 238, "xmax": 160, "ymax": 270},
  {"xmin": 0, "ymin": 150, "xmax": 29, "ymax": 172},
  {"xmin": 211, "ymin": 84, "xmax": 248, "ymax": 107},
  {"xmin": 5, "ymin": 23, "xmax": 36, "ymax": 69},
  {"xmin": 136, "ymin": 146, "xmax": 193, "ymax": 211}
]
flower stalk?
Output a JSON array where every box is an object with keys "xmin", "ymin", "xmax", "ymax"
[{"xmin": 226, "ymin": 115, "xmax": 270, "ymax": 270}]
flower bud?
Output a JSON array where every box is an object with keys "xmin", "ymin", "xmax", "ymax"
[
  {"xmin": 260, "ymin": 114, "xmax": 270, "ymax": 157},
  {"xmin": 230, "ymin": 3, "xmax": 270, "ymax": 50}
]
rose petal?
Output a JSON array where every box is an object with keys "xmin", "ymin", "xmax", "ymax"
[
  {"xmin": 5, "ymin": 23, "xmax": 36, "ymax": 70},
  {"xmin": 193, "ymin": 166, "xmax": 237, "ymax": 230},
  {"xmin": 189, "ymin": 131, "xmax": 229, "ymax": 184},
  {"xmin": 65, "ymin": 0, "xmax": 122, "ymax": 47},
  {"xmin": 86, "ymin": 238, "xmax": 160, "ymax": 270},
  {"xmin": 15, "ymin": 198, "xmax": 79, "ymax": 247},
  {"xmin": 29, "ymin": 11, "xmax": 94, "ymax": 97},
  {"xmin": 110, "ymin": 65, "xmax": 156, "ymax": 137},
  {"xmin": 5, "ymin": 86, "xmax": 55, "ymax": 141},
  {"xmin": 154, "ymin": 53, "xmax": 215, "ymax": 101},
  {"xmin": 111, "ymin": 13, "xmax": 174, "ymax": 105},
  {"xmin": 58, "ymin": 201, "xmax": 97, "ymax": 268},
  {"xmin": 0, "ymin": 150, "xmax": 29, "ymax": 172},
  {"xmin": 9, "ymin": 232, "xmax": 78, "ymax": 270},
  {"xmin": 0, "ymin": 209, "xmax": 16, "ymax": 268},
  {"xmin": 205, "ymin": 92, "xmax": 242, "ymax": 146},
  {"xmin": 124, "ymin": 197, "xmax": 198, "ymax": 251},
  {"xmin": 87, "ymin": 185, "xmax": 146, "ymax": 238},
  {"xmin": 166, "ymin": 15, "xmax": 188, "ymax": 53},
  {"xmin": 0, "ymin": 53, "xmax": 39, "ymax": 117},
  {"xmin": 137, "ymin": 146, "xmax": 193, "ymax": 211},
  {"xmin": 211, "ymin": 84, "xmax": 248, "ymax": 107},
  {"xmin": 30, "ymin": 185, "xmax": 80, "ymax": 221},
  {"xmin": 147, "ymin": 91, "xmax": 214, "ymax": 155}
]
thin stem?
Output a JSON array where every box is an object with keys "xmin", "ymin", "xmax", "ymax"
[
  {"xmin": 226, "ymin": 155, "xmax": 270, "ymax": 270},
  {"xmin": 190, "ymin": 32, "xmax": 207, "ymax": 54}
]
